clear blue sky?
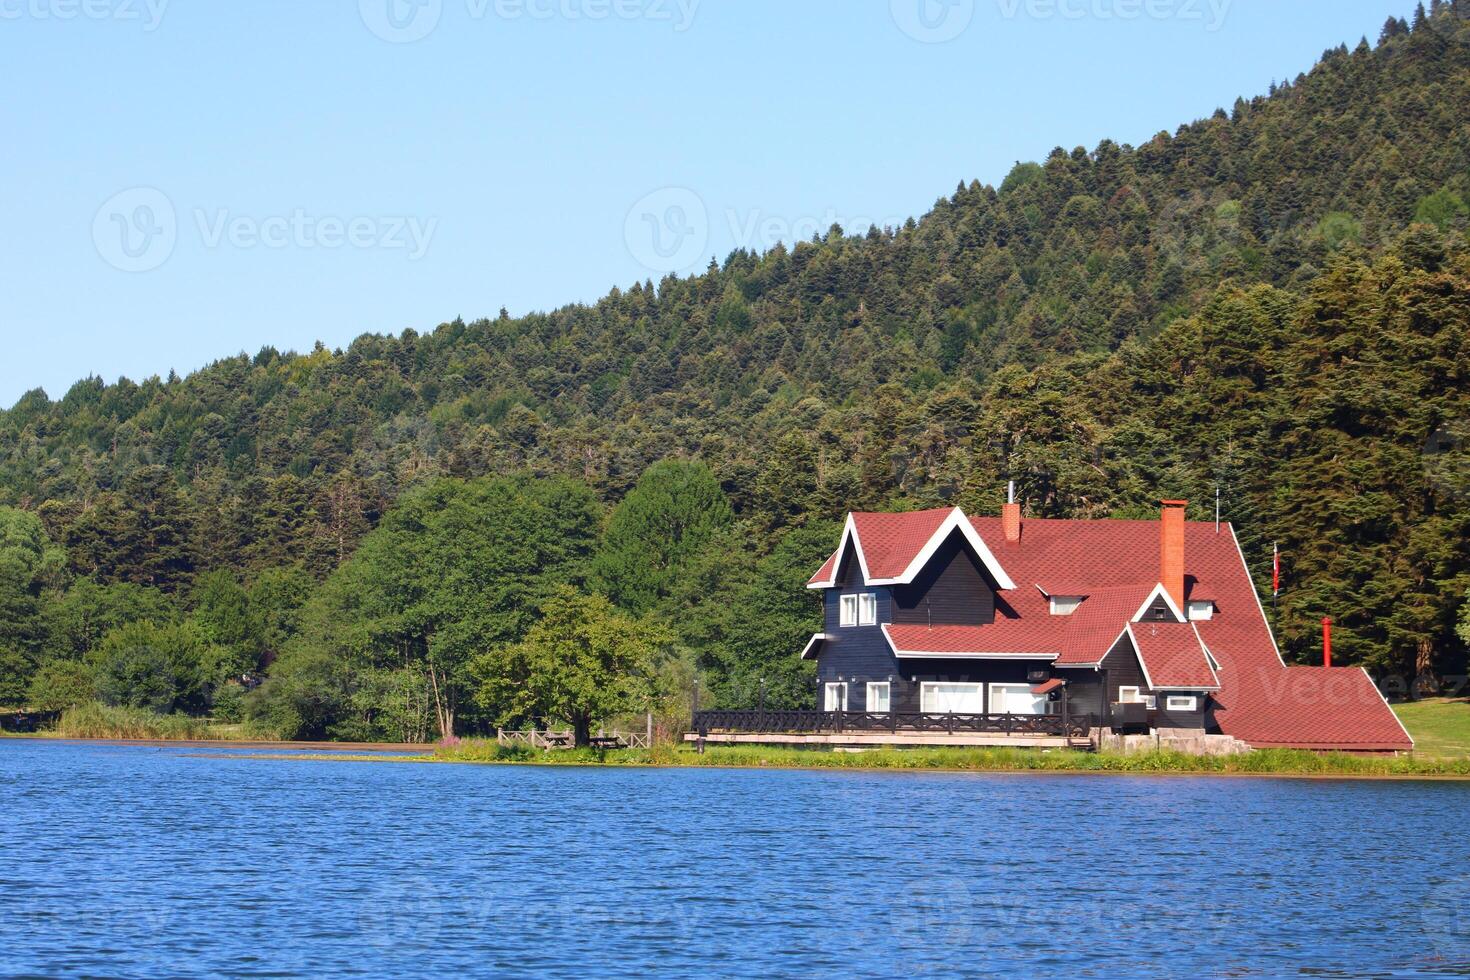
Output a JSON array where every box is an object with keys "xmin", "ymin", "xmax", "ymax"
[{"xmin": 1, "ymin": 0, "xmax": 1419, "ymax": 406}]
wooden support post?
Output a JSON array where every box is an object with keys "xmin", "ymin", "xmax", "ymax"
[{"xmin": 646, "ymin": 710, "xmax": 653, "ymax": 748}]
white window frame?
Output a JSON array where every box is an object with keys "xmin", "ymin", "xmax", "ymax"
[
  {"xmin": 839, "ymin": 594, "xmax": 859, "ymax": 627},
  {"xmin": 988, "ymin": 682, "xmax": 1051, "ymax": 716},
  {"xmin": 1165, "ymin": 695, "xmax": 1199, "ymax": 712},
  {"xmin": 920, "ymin": 682, "xmax": 984, "ymax": 714},
  {"xmin": 1118, "ymin": 686, "xmax": 1157, "ymax": 709},
  {"xmin": 866, "ymin": 681, "xmax": 891, "ymax": 714},
  {"xmin": 1187, "ymin": 601, "xmax": 1214, "ymax": 621},
  {"xmin": 858, "ymin": 592, "xmax": 878, "ymax": 626},
  {"xmin": 824, "ymin": 682, "xmax": 848, "ymax": 711}
]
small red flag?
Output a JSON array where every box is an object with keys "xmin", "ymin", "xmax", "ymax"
[{"xmin": 1272, "ymin": 542, "xmax": 1280, "ymax": 597}]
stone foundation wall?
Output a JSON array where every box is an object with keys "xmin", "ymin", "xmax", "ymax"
[{"xmin": 1092, "ymin": 729, "xmax": 1254, "ymax": 756}]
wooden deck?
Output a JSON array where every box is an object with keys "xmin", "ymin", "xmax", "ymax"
[
  {"xmin": 687, "ymin": 709, "xmax": 1097, "ymax": 750},
  {"xmin": 683, "ymin": 731, "xmax": 1081, "ymax": 749}
]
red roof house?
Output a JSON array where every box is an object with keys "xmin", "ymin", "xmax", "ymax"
[{"xmin": 786, "ymin": 496, "xmax": 1411, "ymax": 753}]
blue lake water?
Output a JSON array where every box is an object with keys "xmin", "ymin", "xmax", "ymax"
[{"xmin": 2, "ymin": 740, "xmax": 1469, "ymax": 978}]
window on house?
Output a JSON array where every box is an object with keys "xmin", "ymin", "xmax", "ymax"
[
  {"xmin": 920, "ymin": 682, "xmax": 984, "ymax": 714},
  {"xmin": 839, "ymin": 594, "xmax": 859, "ymax": 627},
  {"xmin": 989, "ymin": 683, "xmax": 1050, "ymax": 716},
  {"xmin": 1165, "ymin": 695, "xmax": 1198, "ymax": 712},
  {"xmin": 1118, "ymin": 686, "xmax": 1157, "ymax": 709},
  {"xmin": 824, "ymin": 682, "xmax": 848, "ymax": 711},
  {"xmin": 867, "ymin": 682, "xmax": 891, "ymax": 714},
  {"xmin": 858, "ymin": 593, "xmax": 877, "ymax": 626},
  {"xmin": 1187, "ymin": 601, "xmax": 1214, "ymax": 621},
  {"xmin": 1049, "ymin": 596, "xmax": 1085, "ymax": 616}
]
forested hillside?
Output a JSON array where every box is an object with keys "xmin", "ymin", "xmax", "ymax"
[{"xmin": 1, "ymin": 6, "xmax": 1468, "ymax": 739}]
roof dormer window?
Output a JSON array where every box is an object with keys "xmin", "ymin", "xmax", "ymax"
[
  {"xmin": 1049, "ymin": 595, "xmax": 1085, "ymax": 616},
  {"xmin": 1187, "ymin": 600, "xmax": 1214, "ymax": 621}
]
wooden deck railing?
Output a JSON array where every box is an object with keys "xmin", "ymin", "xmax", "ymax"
[{"xmin": 691, "ymin": 710, "xmax": 1093, "ymax": 740}]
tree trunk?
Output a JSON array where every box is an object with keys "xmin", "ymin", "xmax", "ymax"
[
  {"xmin": 573, "ymin": 714, "xmax": 591, "ymax": 747},
  {"xmin": 427, "ymin": 665, "xmax": 455, "ymax": 741}
]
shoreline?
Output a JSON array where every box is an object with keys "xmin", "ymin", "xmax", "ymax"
[
  {"xmin": 184, "ymin": 749, "xmax": 1470, "ymax": 781},
  {"xmin": 13, "ymin": 733, "xmax": 1470, "ymax": 781},
  {"xmin": 1, "ymin": 734, "xmax": 436, "ymax": 753}
]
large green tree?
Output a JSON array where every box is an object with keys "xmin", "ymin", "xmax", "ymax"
[
  {"xmin": 590, "ymin": 459, "xmax": 733, "ymax": 616},
  {"xmin": 255, "ymin": 475, "xmax": 602, "ymax": 740},
  {"xmin": 0, "ymin": 507, "xmax": 64, "ymax": 704},
  {"xmin": 471, "ymin": 588, "xmax": 672, "ymax": 745}
]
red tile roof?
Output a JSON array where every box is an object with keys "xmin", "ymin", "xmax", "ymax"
[
  {"xmin": 1128, "ymin": 622, "xmax": 1220, "ymax": 690},
  {"xmin": 808, "ymin": 510, "xmax": 1412, "ymax": 752},
  {"xmin": 883, "ymin": 623, "xmax": 1059, "ymax": 658}
]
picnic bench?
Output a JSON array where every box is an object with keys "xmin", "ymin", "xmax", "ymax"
[{"xmin": 588, "ymin": 735, "xmax": 627, "ymax": 750}]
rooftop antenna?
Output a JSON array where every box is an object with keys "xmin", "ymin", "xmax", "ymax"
[{"xmin": 1214, "ymin": 486, "xmax": 1220, "ymax": 534}]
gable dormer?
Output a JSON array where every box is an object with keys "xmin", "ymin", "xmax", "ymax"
[{"xmin": 890, "ymin": 527, "xmax": 998, "ymax": 626}]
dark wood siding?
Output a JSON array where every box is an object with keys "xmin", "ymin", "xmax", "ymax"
[
  {"xmin": 1054, "ymin": 667, "xmax": 1107, "ymax": 718},
  {"xmin": 890, "ymin": 531, "xmax": 995, "ymax": 626},
  {"xmin": 1101, "ymin": 632, "xmax": 1147, "ymax": 704},
  {"xmin": 817, "ymin": 542, "xmax": 898, "ymax": 710},
  {"xmin": 1154, "ymin": 694, "xmax": 1208, "ymax": 730}
]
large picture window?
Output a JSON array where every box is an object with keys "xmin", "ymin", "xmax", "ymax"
[
  {"xmin": 988, "ymin": 683, "xmax": 1049, "ymax": 716},
  {"xmin": 920, "ymin": 682, "xmax": 983, "ymax": 714}
]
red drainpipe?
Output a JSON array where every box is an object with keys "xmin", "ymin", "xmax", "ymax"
[{"xmin": 1322, "ymin": 617, "xmax": 1333, "ymax": 668}]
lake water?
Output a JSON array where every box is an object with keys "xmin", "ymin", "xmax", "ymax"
[{"xmin": 2, "ymin": 740, "xmax": 1468, "ymax": 978}]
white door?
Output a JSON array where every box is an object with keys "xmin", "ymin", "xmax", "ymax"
[
  {"xmin": 989, "ymin": 683, "xmax": 1048, "ymax": 715},
  {"xmin": 921, "ymin": 682, "xmax": 984, "ymax": 714},
  {"xmin": 824, "ymin": 682, "xmax": 848, "ymax": 711}
]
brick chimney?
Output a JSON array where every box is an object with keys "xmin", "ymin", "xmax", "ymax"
[
  {"xmin": 1160, "ymin": 499, "xmax": 1187, "ymax": 612},
  {"xmin": 1002, "ymin": 480, "xmax": 1021, "ymax": 543}
]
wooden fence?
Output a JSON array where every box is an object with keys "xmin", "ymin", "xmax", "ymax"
[{"xmin": 496, "ymin": 721, "xmax": 653, "ymax": 750}]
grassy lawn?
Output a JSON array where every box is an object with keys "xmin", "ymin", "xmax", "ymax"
[
  {"xmin": 407, "ymin": 740, "xmax": 1470, "ymax": 777},
  {"xmin": 1394, "ymin": 698, "xmax": 1470, "ymax": 759}
]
